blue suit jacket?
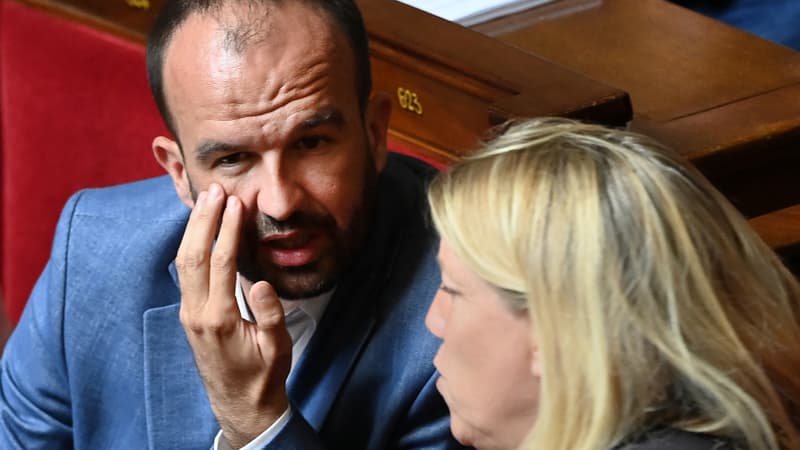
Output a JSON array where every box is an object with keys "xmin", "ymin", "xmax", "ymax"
[{"xmin": 0, "ymin": 155, "xmax": 465, "ymax": 449}]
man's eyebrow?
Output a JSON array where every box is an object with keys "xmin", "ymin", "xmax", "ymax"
[
  {"xmin": 194, "ymin": 141, "xmax": 248, "ymax": 164},
  {"xmin": 299, "ymin": 108, "xmax": 345, "ymax": 130}
]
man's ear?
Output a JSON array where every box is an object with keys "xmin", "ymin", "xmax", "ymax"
[
  {"xmin": 153, "ymin": 135, "xmax": 194, "ymax": 208},
  {"xmin": 365, "ymin": 92, "xmax": 392, "ymax": 173}
]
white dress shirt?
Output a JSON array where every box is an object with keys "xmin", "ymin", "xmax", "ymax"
[{"xmin": 214, "ymin": 274, "xmax": 332, "ymax": 450}]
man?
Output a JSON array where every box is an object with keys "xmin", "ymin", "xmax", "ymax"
[{"xmin": 0, "ymin": 0, "xmax": 464, "ymax": 448}]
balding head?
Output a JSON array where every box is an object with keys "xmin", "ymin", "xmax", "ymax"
[{"xmin": 146, "ymin": 0, "xmax": 372, "ymax": 138}]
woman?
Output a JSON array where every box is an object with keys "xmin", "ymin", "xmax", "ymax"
[{"xmin": 425, "ymin": 117, "xmax": 800, "ymax": 450}]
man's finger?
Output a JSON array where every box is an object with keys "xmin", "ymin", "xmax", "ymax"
[
  {"xmin": 248, "ymin": 281, "xmax": 292, "ymax": 370},
  {"xmin": 207, "ymin": 194, "xmax": 243, "ymax": 318},
  {"xmin": 177, "ymin": 184, "xmax": 225, "ymax": 308},
  {"xmin": 248, "ymin": 282, "xmax": 287, "ymax": 330}
]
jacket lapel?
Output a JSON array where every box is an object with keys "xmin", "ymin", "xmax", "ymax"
[
  {"xmin": 287, "ymin": 166, "xmax": 407, "ymax": 430},
  {"xmin": 287, "ymin": 293, "xmax": 377, "ymax": 430}
]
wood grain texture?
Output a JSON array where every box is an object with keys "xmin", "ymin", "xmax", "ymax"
[
  {"xmin": 481, "ymin": 0, "xmax": 800, "ymax": 262},
  {"xmin": 481, "ymin": 0, "xmax": 800, "ymax": 220},
  {"xmin": 482, "ymin": 0, "xmax": 800, "ymax": 122},
  {"xmin": 752, "ymin": 206, "xmax": 800, "ymax": 250}
]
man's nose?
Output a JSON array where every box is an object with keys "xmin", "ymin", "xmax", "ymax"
[{"xmin": 255, "ymin": 157, "xmax": 304, "ymax": 222}]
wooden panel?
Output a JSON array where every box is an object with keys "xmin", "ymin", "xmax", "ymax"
[
  {"xmin": 631, "ymin": 84, "xmax": 800, "ymax": 218},
  {"xmin": 751, "ymin": 206, "xmax": 800, "ymax": 250},
  {"xmin": 478, "ymin": 0, "xmax": 800, "ymax": 122},
  {"xmin": 15, "ymin": 0, "xmax": 632, "ymax": 163},
  {"xmin": 477, "ymin": 0, "xmax": 800, "ymax": 218},
  {"xmin": 372, "ymin": 56, "xmax": 495, "ymax": 160}
]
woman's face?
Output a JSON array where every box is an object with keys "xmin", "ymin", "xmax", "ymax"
[{"xmin": 426, "ymin": 239, "xmax": 540, "ymax": 450}]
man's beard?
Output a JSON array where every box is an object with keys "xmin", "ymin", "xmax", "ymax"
[
  {"xmin": 187, "ymin": 156, "xmax": 378, "ymax": 300},
  {"xmin": 238, "ymin": 175, "xmax": 376, "ymax": 299},
  {"xmin": 236, "ymin": 207, "xmax": 356, "ymax": 299}
]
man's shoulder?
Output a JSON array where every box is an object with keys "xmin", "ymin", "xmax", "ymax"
[
  {"xmin": 54, "ymin": 175, "xmax": 188, "ymax": 269},
  {"xmin": 365, "ymin": 154, "xmax": 441, "ymax": 341},
  {"xmin": 619, "ymin": 428, "xmax": 735, "ymax": 450},
  {"xmin": 51, "ymin": 176, "xmax": 186, "ymax": 314},
  {"xmin": 385, "ymin": 152, "xmax": 439, "ymax": 183},
  {"xmin": 69, "ymin": 175, "xmax": 187, "ymax": 223},
  {"xmin": 339, "ymin": 152, "xmax": 440, "ymax": 327},
  {"xmin": 378, "ymin": 152, "xmax": 438, "ymax": 232}
]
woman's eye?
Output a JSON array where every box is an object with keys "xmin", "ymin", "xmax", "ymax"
[{"xmin": 440, "ymin": 283, "xmax": 460, "ymax": 299}]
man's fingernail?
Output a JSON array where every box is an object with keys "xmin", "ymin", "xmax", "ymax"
[
  {"xmin": 208, "ymin": 184, "xmax": 221, "ymax": 200},
  {"xmin": 256, "ymin": 287, "xmax": 275, "ymax": 303},
  {"xmin": 195, "ymin": 191, "xmax": 207, "ymax": 208},
  {"xmin": 227, "ymin": 196, "xmax": 239, "ymax": 210}
]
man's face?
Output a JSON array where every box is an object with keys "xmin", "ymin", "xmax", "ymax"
[{"xmin": 154, "ymin": 3, "xmax": 389, "ymax": 299}]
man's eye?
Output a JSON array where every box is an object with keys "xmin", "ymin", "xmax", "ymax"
[
  {"xmin": 296, "ymin": 136, "xmax": 325, "ymax": 150},
  {"xmin": 217, "ymin": 153, "xmax": 247, "ymax": 166}
]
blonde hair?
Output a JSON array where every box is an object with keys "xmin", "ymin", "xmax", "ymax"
[{"xmin": 427, "ymin": 117, "xmax": 800, "ymax": 450}]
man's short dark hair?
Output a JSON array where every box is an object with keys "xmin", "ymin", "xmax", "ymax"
[{"xmin": 146, "ymin": 0, "xmax": 372, "ymax": 137}]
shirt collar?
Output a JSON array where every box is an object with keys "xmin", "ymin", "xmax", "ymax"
[
  {"xmin": 283, "ymin": 289, "xmax": 333, "ymax": 327},
  {"xmin": 235, "ymin": 272, "xmax": 332, "ymax": 324}
]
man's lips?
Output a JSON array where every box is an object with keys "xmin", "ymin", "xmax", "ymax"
[
  {"xmin": 260, "ymin": 231, "xmax": 323, "ymax": 267},
  {"xmin": 263, "ymin": 231, "xmax": 311, "ymax": 248}
]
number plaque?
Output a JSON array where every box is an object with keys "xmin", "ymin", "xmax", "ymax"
[
  {"xmin": 126, "ymin": 0, "xmax": 150, "ymax": 10},
  {"xmin": 396, "ymin": 87, "xmax": 423, "ymax": 115}
]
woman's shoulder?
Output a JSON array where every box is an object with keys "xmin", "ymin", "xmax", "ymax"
[{"xmin": 617, "ymin": 427, "xmax": 735, "ymax": 450}]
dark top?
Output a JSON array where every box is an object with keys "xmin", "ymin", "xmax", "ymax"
[{"xmin": 617, "ymin": 428, "xmax": 735, "ymax": 450}]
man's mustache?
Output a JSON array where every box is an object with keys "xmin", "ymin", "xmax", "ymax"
[{"xmin": 252, "ymin": 211, "xmax": 337, "ymax": 238}]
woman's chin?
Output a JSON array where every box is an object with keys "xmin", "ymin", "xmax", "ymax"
[
  {"xmin": 448, "ymin": 416, "xmax": 500, "ymax": 450},
  {"xmin": 449, "ymin": 423, "xmax": 476, "ymax": 449}
]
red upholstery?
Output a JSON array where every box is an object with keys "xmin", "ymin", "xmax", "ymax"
[{"xmin": 0, "ymin": 0, "xmax": 168, "ymax": 323}]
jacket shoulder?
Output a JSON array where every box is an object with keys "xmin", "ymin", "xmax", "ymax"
[
  {"xmin": 49, "ymin": 175, "xmax": 188, "ymax": 312},
  {"xmin": 67, "ymin": 175, "xmax": 187, "ymax": 223}
]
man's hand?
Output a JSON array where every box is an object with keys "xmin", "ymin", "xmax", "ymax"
[{"xmin": 176, "ymin": 183, "xmax": 292, "ymax": 448}]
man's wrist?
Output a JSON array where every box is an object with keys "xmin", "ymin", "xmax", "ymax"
[
  {"xmin": 212, "ymin": 388, "xmax": 290, "ymax": 448},
  {"xmin": 214, "ymin": 406, "xmax": 293, "ymax": 450}
]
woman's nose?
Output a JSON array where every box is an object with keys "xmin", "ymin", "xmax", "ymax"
[{"xmin": 425, "ymin": 290, "xmax": 450, "ymax": 338}]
